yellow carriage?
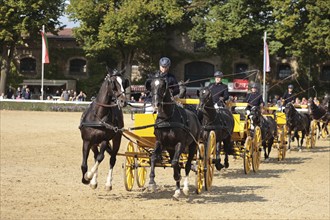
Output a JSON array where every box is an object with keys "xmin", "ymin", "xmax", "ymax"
[{"xmin": 120, "ymin": 99, "xmax": 214, "ymax": 194}]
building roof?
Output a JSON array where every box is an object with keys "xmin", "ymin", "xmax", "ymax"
[{"xmin": 47, "ymin": 28, "xmax": 74, "ymax": 39}]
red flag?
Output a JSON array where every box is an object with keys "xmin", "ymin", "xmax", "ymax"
[{"xmin": 41, "ymin": 31, "xmax": 49, "ymax": 64}]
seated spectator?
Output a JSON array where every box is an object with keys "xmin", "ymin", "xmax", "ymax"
[
  {"xmin": 139, "ymin": 92, "xmax": 147, "ymax": 102},
  {"xmin": 301, "ymin": 97, "xmax": 308, "ymax": 105},
  {"xmin": 22, "ymin": 87, "xmax": 31, "ymax": 99},
  {"xmin": 294, "ymin": 97, "xmax": 301, "ymax": 105},
  {"xmin": 77, "ymin": 91, "xmax": 87, "ymax": 101},
  {"xmin": 130, "ymin": 96, "xmax": 136, "ymax": 102}
]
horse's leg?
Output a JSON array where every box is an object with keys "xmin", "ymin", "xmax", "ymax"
[
  {"xmin": 105, "ymin": 133, "xmax": 121, "ymax": 191},
  {"xmin": 86, "ymin": 141, "xmax": 107, "ymax": 186},
  {"xmin": 215, "ymin": 141, "xmax": 224, "ymax": 170},
  {"xmin": 287, "ymin": 128, "xmax": 292, "ymax": 152},
  {"xmin": 300, "ymin": 131, "xmax": 305, "ymax": 152},
  {"xmin": 89, "ymin": 146, "xmax": 100, "ymax": 189},
  {"xmin": 183, "ymin": 142, "xmax": 196, "ymax": 196},
  {"xmin": 267, "ymin": 137, "xmax": 274, "ymax": 160},
  {"xmin": 81, "ymin": 140, "xmax": 91, "ymax": 184},
  {"xmin": 317, "ymin": 122, "xmax": 321, "ymax": 139},
  {"xmin": 263, "ymin": 140, "xmax": 268, "ymax": 160},
  {"xmin": 172, "ymin": 142, "xmax": 183, "ymax": 200},
  {"xmin": 149, "ymin": 140, "xmax": 162, "ymax": 191},
  {"xmin": 224, "ymin": 138, "xmax": 232, "ymax": 168}
]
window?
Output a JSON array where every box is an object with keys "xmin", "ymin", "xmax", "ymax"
[
  {"xmin": 278, "ymin": 64, "xmax": 292, "ymax": 79},
  {"xmin": 235, "ymin": 63, "xmax": 249, "ymax": 78},
  {"xmin": 184, "ymin": 61, "xmax": 214, "ymax": 87},
  {"xmin": 320, "ymin": 65, "xmax": 330, "ymax": 81},
  {"xmin": 69, "ymin": 59, "xmax": 86, "ymax": 74},
  {"xmin": 20, "ymin": 57, "xmax": 36, "ymax": 72}
]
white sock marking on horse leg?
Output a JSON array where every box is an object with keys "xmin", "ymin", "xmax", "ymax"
[
  {"xmin": 86, "ymin": 161, "xmax": 99, "ymax": 180},
  {"xmin": 105, "ymin": 169, "xmax": 113, "ymax": 191},
  {"xmin": 90, "ymin": 170, "xmax": 98, "ymax": 189},
  {"xmin": 183, "ymin": 176, "xmax": 189, "ymax": 196}
]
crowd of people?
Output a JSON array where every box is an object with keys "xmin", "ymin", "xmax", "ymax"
[{"xmin": 0, "ymin": 86, "xmax": 88, "ymax": 102}]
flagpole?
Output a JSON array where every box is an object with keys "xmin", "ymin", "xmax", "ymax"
[
  {"xmin": 41, "ymin": 25, "xmax": 45, "ymax": 100},
  {"xmin": 263, "ymin": 31, "xmax": 267, "ymax": 104}
]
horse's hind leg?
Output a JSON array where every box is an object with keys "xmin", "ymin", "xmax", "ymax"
[
  {"xmin": 215, "ymin": 142, "xmax": 224, "ymax": 170},
  {"xmin": 81, "ymin": 140, "xmax": 91, "ymax": 184}
]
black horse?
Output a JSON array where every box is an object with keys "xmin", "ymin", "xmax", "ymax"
[
  {"xmin": 197, "ymin": 86, "xmax": 234, "ymax": 170},
  {"xmin": 79, "ymin": 69, "xmax": 129, "ymax": 190},
  {"xmin": 308, "ymin": 98, "xmax": 330, "ymax": 138},
  {"xmin": 249, "ymin": 106, "xmax": 277, "ymax": 161},
  {"xmin": 149, "ymin": 76, "xmax": 201, "ymax": 200},
  {"xmin": 285, "ymin": 102, "xmax": 310, "ymax": 151}
]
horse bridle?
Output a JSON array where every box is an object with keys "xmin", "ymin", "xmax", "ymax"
[{"xmin": 95, "ymin": 75, "xmax": 126, "ymax": 108}]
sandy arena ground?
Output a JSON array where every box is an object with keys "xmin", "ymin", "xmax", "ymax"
[{"xmin": 0, "ymin": 110, "xmax": 329, "ymax": 219}]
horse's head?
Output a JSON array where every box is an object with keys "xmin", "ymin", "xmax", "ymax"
[
  {"xmin": 249, "ymin": 106, "xmax": 262, "ymax": 126},
  {"xmin": 178, "ymin": 79, "xmax": 189, "ymax": 98},
  {"xmin": 285, "ymin": 102, "xmax": 295, "ymax": 117},
  {"xmin": 197, "ymin": 86, "xmax": 213, "ymax": 111},
  {"xmin": 150, "ymin": 76, "xmax": 168, "ymax": 112},
  {"xmin": 100, "ymin": 68, "xmax": 130, "ymax": 108}
]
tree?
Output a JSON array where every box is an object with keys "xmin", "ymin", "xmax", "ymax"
[
  {"xmin": 0, "ymin": 0, "xmax": 65, "ymax": 95},
  {"xmin": 67, "ymin": 0, "xmax": 184, "ymax": 79}
]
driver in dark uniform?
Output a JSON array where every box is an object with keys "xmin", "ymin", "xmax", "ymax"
[
  {"xmin": 209, "ymin": 71, "xmax": 229, "ymax": 108},
  {"xmin": 145, "ymin": 57, "xmax": 179, "ymax": 97},
  {"xmin": 244, "ymin": 83, "xmax": 264, "ymax": 108},
  {"xmin": 282, "ymin": 84, "xmax": 296, "ymax": 105}
]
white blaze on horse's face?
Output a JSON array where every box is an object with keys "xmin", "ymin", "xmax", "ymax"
[{"xmin": 116, "ymin": 76, "xmax": 124, "ymax": 93}]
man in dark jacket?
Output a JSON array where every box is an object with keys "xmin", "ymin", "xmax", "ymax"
[
  {"xmin": 145, "ymin": 57, "xmax": 179, "ymax": 97},
  {"xmin": 282, "ymin": 84, "xmax": 296, "ymax": 105},
  {"xmin": 209, "ymin": 71, "xmax": 229, "ymax": 108},
  {"xmin": 244, "ymin": 83, "xmax": 264, "ymax": 108}
]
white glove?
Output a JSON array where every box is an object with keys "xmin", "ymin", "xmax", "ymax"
[
  {"xmin": 214, "ymin": 103, "xmax": 219, "ymax": 109},
  {"xmin": 246, "ymin": 110, "xmax": 251, "ymax": 115}
]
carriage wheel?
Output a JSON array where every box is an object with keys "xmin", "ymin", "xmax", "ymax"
[
  {"xmin": 243, "ymin": 136, "xmax": 252, "ymax": 174},
  {"xmin": 124, "ymin": 142, "xmax": 135, "ymax": 191},
  {"xmin": 205, "ymin": 131, "xmax": 216, "ymax": 191},
  {"xmin": 278, "ymin": 128, "xmax": 287, "ymax": 161},
  {"xmin": 310, "ymin": 120, "xmax": 317, "ymax": 148},
  {"xmin": 195, "ymin": 143, "xmax": 205, "ymax": 194},
  {"xmin": 252, "ymin": 126, "xmax": 262, "ymax": 172},
  {"xmin": 135, "ymin": 147, "xmax": 147, "ymax": 188}
]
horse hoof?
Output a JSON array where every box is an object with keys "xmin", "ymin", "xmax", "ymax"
[
  {"xmin": 82, "ymin": 178, "xmax": 90, "ymax": 185},
  {"xmin": 183, "ymin": 187, "xmax": 189, "ymax": 196},
  {"xmin": 84, "ymin": 172, "xmax": 93, "ymax": 181},
  {"xmin": 299, "ymin": 148, "xmax": 302, "ymax": 152},
  {"xmin": 105, "ymin": 185, "xmax": 112, "ymax": 191},
  {"xmin": 224, "ymin": 162, "xmax": 229, "ymax": 168},
  {"xmin": 215, "ymin": 162, "xmax": 224, "ymax": 171},
  {"xmin": 90, "ymin": 183, "xmax": 98, "ymax": 189},
  {"xmin": 173, "ymin": 190, "xmax": 180, "ymax": 201}
]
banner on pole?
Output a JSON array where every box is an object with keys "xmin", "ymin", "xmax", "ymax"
[
  {"xmin": 264, "ymin": 38, "xmax": 270, "ymax": 72},
  {"xmin": 41, "ymin": 31, "xmax": 49, "ymax": 64}
]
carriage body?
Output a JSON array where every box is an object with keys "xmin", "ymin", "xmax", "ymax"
[{"xmin": 122, "ymin": 107, "xmax": 206, "ymax": 194}]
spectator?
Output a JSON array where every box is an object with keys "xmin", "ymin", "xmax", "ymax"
[
  {"xmin": 139, "ymin": 92, "xmax": 147, "ymax": 102},
  {"xmin": 71, "ymin": 91, "xmax": 78, "ymax": 101},
  {"xmin": 294, "ymin": 97, "xmax": 301, "ymax": 105},
  {"xmin": 61, "ymin": 90, "xmax": 70, "ymax": 101},
  {"xmin": 16, "ymin": 87, "xmax": 22, "ymax": 99},
  {"xmin": 23, "ymin": 87, "xmax": 31, "ymax": 99},
  {"xmin": 6, "ymin": 87, "xmax": 14, "ymax": 99},
  {"xmin": 77, "ymin": 91, "xmax": 87, "ymax": 101},
  {"xmin": 301, "ymin": 97, "xmax": 308, "ymax": 105},
  {"xmin": 130, "ymin": 96, "xmax": 136, "ymax": 102}
]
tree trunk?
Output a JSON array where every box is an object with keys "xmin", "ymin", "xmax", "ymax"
[
  {"xmin": 0, "ymin": 44, "xmax": 13, "ymax": 95},
  {"xmin": 120, "ymin": 48, "xmax": 135, "ymax": 98}
]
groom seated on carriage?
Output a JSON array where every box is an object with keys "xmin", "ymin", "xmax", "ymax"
[{"xmin": 244, "ymin": 83, "xmax": 264, "ymax": 114}]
